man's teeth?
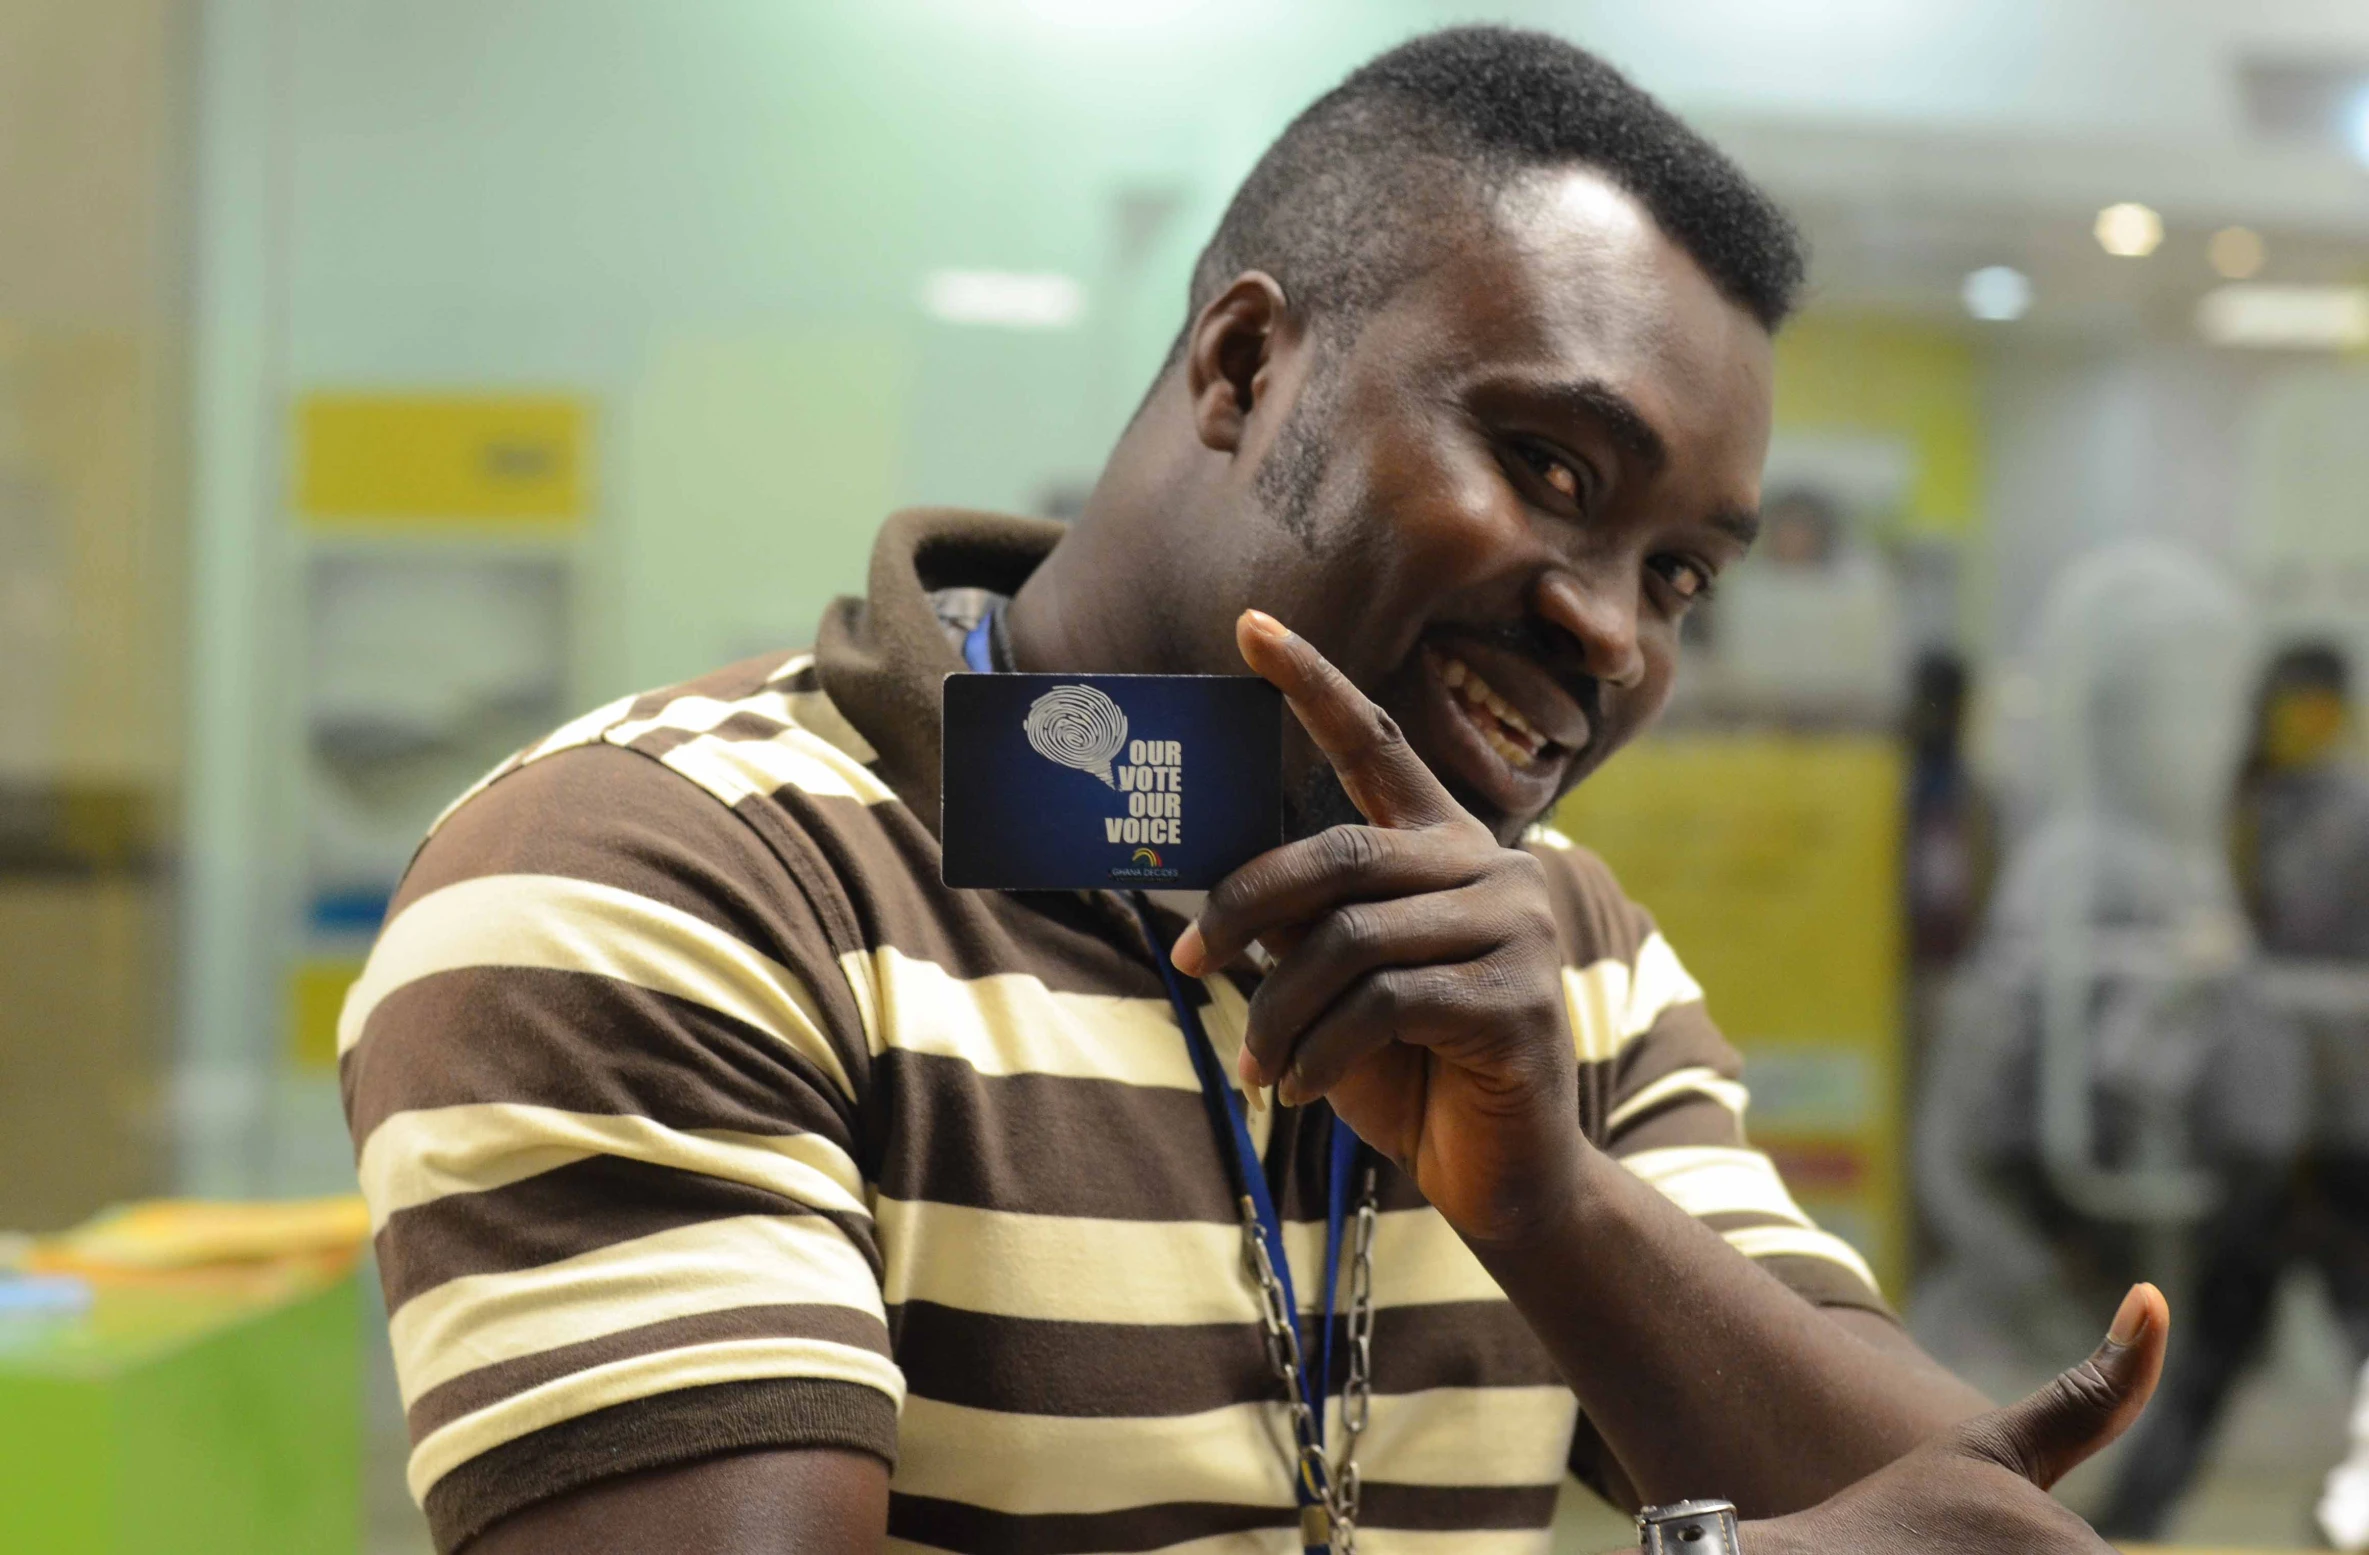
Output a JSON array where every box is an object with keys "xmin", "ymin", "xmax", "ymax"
[
  {"xmin": 1483, "ymin": 727, "xmax": 1533, "ymax": 766},
  {"xmin": 1437, "ymin": 652, "xmax": 1546, "ymax": 767}
]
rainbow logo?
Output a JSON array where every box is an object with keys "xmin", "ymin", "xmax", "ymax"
[{"xmin": 1130, "ymin": 846, "xmax": 1163, "ymax": 868}]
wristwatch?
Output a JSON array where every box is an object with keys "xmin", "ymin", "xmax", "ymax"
[{"xmin": 1638, "ymin": 1499, "xmax": 1741, "ymax": 1554}]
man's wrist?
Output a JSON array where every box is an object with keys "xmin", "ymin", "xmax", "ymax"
[
  {"xmin": 1450, "ymin": 1116, "xmax": 1605, "ymax": 1255},
  {"xmin": 1734, "ymin": 1516, "xmax": 1806, "ymax": 1555}
]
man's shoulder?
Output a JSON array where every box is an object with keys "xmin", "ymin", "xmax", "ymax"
[
  {"xmin": 390, "ymin": 648, "xmax": 917, "ymax": 934},
  {"xmin": 1518, "ymin": 822, "xmax": 1656, "ymax": 967},
  {"xmin": 429, "ymin": 648, "xmax": 889, "ymax": 838}
]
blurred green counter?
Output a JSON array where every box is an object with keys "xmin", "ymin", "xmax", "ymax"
[{"xmin": 0, "ymin": 1212, "xmax": 363, "ymax": 1554}]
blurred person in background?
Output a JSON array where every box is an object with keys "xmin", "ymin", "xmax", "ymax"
[
  {"xmin": 341, "ymin": 27, "xmax": 2169, "ymax": 1555},
  {"xmin": 1902, "ymin": 651, "xmax": 1991, "ymax": 975},
  {"xmin": 1914, "ymin": 544, "xmax": 2303, "ymax": 1374},
  {"xmin": 2099, "ymin": 644, "xmax": 2369, "ymax": 1542},
  {"xmin": 1901, "ymin": 650, "xmax": 1993, "ymax": 1269},
  {"xmin": 2238, "ymin": 646, "xmax": 2369, "ymax": 967}
]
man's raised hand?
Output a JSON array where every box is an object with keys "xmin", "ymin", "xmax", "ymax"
[{"xmin": 1170, "ymin": 609, "xmax": 1583, "ymax": 1241}]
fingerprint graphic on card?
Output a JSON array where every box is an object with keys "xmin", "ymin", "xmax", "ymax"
[{"xmin": 1023, "ymin": 684, "xmax": 1128, "ymax": 787}]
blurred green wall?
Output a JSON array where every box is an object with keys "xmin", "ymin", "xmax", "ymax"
[
  {"xmin": 273, "ymin": 1, "xmax": 1576, "ymax": 691},
  {"xmin": 197, "ymin": 0, "xmax": 1627, "ymax": 1190}
]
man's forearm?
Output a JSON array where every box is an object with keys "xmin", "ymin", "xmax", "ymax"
[{"xmin": 1466, "ymin": 1138, "xmax": 1990, "ymax": 1518}]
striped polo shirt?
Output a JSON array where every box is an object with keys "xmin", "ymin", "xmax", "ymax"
[{"xmin": 341, "ymin": 509, "xmax": 1884, "ymax": 1554}]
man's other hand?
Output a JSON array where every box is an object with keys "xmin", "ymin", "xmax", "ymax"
[
  {"xmin": 1739, "ymin": 1283, "xmax": 2170, "ymax": 1555},
  {"xmin": 1171, "ymin": 608, "xmax": 1582, "ymax": 1243}
]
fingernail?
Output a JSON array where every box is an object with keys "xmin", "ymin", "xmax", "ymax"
[
  {"xmin": 2108, "ymin": 1284, "xmax": 2152, "ymax": 1346},
  {"xmin": 1276, "ymin": 1070, "xmax": 1305, "ymax": 1108},
  {"xmin": 1240, "ymin": 609, "xmax": 1291, "ymax": 643},
  {"xmin": 1170, "ymin": 923, "xmax": 1206, "ymax": 976},
  {"xmin": 1236, "ymin": 1046, "xmax": 1262, "ymax": 1089}
]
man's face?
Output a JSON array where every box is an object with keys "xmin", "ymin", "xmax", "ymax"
[{"xmin": 1229, "ymin": 167, "xmax": 1774, "ymax": 844}]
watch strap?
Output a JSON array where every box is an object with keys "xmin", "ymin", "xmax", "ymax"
[{"xmin": 1638, "ymin": 1498, "xmax": 1741, "ymax": 1554}]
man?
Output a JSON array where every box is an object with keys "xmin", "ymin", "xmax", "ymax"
[{"xmin": 344, "ymin": 26, "xmax": 2165, "ymax": 1555}]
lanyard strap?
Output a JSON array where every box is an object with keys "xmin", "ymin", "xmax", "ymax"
[
  {"xmin": 1319, "ymin": 1110, "xmax": 1360, "ymax": 1430},
  {"xmin": 961, "ymin": 612, "xmax": 995, "ymax": 673},
  {"xmin": 1130, "ymin": 894, "xmax": 1361, "ymax": 1549},
  {"xmin": 1137, "ymin": 893, "xmax": 1306, "ymax": 1323}
]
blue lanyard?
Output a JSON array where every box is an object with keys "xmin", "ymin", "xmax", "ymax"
[
  {"xmin": 964, "ymin": 610, "xmax": 1360, "ymax": 1548},
  {"xmin": 961, "ymin": 613, "xmax": 996, "ymax": 673},
  {"xmin": 1131, "ymin": 896, "xmax": 1363, "ymax": 1552}
]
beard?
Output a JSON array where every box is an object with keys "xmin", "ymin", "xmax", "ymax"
[
  {"xmin": 1250, "ymin": 348, "xmax": 1342, "ymax": 549},
  {"xmin": 1261, "ymin": 354, "xmax": 1369, "ymax": 846}
]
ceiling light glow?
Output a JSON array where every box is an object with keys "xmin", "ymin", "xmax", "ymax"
[
  {"xmin": 2095, "ymin": 202, "xmax": 2165, "ymax": 258},
  {"xmin": 2196, "ymin": 283, "xmax": 2369, "ymax": 350},
  {"xmin": 2207, "ymin": 227, "xmax": 2266, "ymax": 279},
  {"xmin": 1961, "ymin": 265, "xmax": 2033, "ymax": 322},
  {"xmin": 2348, "ymin": 87, "xmax": 2369, "ymax": 166},
  {"xmin": 921, "ymin": 270, "xmax": 1086, "ymax": 329}
]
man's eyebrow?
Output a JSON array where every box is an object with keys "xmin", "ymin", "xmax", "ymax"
[{"xmin": 1528, "ymin": 379, "xmax": 1669, "ymax": 472}]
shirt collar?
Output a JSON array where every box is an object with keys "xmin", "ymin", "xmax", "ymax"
[{"xmin": 812, "ymin": 508, "xmax": 1062, "ymax": 835}]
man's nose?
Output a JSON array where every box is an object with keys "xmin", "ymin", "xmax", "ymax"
[{"xmin": 1533, "ymin": 569, "xmax": 1645, "ymax": 689}]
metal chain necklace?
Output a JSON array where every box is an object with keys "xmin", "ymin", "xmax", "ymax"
[
  {"xmin": 1122, "ymin": 891, "xmax": 1382, "ymax": 1554},
  {"xmin": 1241, "ymin": 1165, "xmax": 1381, "ymax": 1553}
]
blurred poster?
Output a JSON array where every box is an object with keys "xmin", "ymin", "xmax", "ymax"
[
  {"xmin": 1677, "ymin": 432, "xmax": 1916, "ymax": 726},
  {"xmin": 1558, "ymin": 734, "xmax": 1906, "ymax": 1293},
  {"xmin": 304, "ymin": 553, "xmax": 570, "ymax": 936},
  {"xmin": 287, "ymin": 389, "xmax": 591, "ymax": 1073}
]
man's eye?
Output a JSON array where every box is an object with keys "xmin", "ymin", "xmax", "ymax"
[
  {"xmin": 1515, "ymin": 442, "xmax": 1583, "ymax": 503},
  {"xmin": 1656, "ymin": 557, "xmax": 1716, "ymax": 603}
]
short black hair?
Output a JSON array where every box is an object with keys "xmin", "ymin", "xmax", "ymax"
[
  {"xmin": 2261, "ymin": 641, "xmax": 2350, "ymax": 699},
  {"xmin": 1183, "ymin": 26, "xmax": 1804, "ymax": 346}
]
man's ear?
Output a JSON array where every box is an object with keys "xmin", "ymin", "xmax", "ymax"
[{"xmin": 1184, "ymin": 272, "xmax": 1296, "ymax": 456}]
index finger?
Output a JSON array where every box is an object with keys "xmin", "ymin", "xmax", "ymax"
[{"xmin": 1236, "ymin": 609, "xmax": 1464, "ymax": 830}]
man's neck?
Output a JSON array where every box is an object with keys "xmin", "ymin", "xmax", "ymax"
[
  {"xmin": 1010, "ymin": 397, "xmax": 1219, "ymax": 677},
  {"xmin": 1005, "ymin": 522, "xmax": 1171, "ymax": 678}
]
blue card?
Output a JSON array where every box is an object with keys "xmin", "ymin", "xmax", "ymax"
[{"xmin": 941, "ymin": 673, "xmax": 1283, "ymax": 891}]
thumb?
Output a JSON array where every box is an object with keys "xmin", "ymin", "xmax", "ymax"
[{"xmin": 1955, "ymin": 1282, "xmax": 2170, "ymax": 1491}]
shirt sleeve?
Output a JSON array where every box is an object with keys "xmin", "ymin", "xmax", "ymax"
[
  {"xmin": 1524, "ymin": 830, "xmax": 1893, "ymax": 1507},
  {"xmin": 340, "ymin": 741, "xmax": 897, "ymax": 1553},
  {"xmin": 1525, "ymin": 827, "xmax": 1887, "ymax": 1315}
]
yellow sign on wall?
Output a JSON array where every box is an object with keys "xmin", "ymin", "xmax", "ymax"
[
  {"xmin": 1773, "ymin": 316, "xmax": 1982, "ymax": 539},
  {"xmin": 1557, "ymin": 733, "xmax": 1907, "ymax": 1295},
  {"xmin": 295, "ymin": 392, "xmax": 589, "ymax": 525}
]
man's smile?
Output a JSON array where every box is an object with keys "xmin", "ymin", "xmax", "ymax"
[{"xmin": 1407, "ymin": 633, "xmax": 1593, "ymax": 820}]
